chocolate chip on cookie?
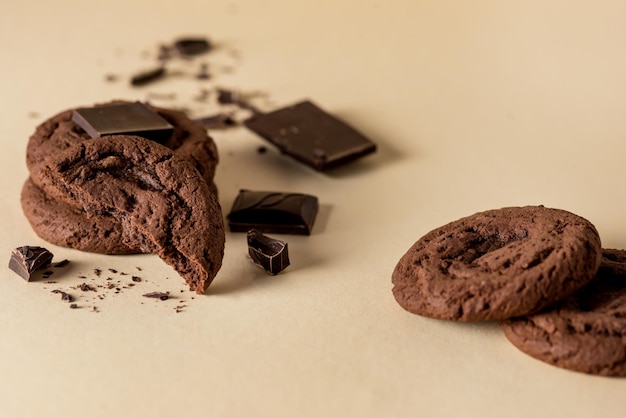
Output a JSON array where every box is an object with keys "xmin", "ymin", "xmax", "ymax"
[
  {"xmin": 392, "ymin": 206, "xmax": 602, "ymax": 321},
  {"xmin": 502, "ymin": 249, "xmax": 626, "ymax": 376}
]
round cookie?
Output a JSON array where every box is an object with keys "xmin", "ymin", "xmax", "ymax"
[
  {"xmin": 502, "ymin": 249, "xmax": 626, "ymax": 376},
  {"xmin": 26, "ymin": 100, "xmax": 219, "ymax": 188},
  {"xmin": 41, "ymin": 135, "xmax": 225, "ymax": 293},
  {"xmin": 391, "ymin": 206, "xmax": 602, "ymax": 321},
  {"xmin": 22, "ymin": 101, "xmax": 219, "ymax": 254}
]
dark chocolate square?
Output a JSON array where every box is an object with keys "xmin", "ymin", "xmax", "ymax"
[
  {"xmin": 72, "ymin": 102, "xmax": 174, "ymax": 143},
  {"xmin": 244, "ymin": 100, "xmax": 376, "ymax": 171},
  {"xmin": 8, "ymin": 246, "xmax": 54, "ymax": 281},
  {"xmin": 227, "ymin": 190, "xmax": 318, "ymax": 235}
]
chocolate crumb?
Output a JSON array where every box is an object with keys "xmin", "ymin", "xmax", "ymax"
[
  {"xmin": 131, "ymin": 276, "xmax": 142, "ymax": 282},
  {"xmin": 93, "ymin": 268, "xmax": 102, "ymax": 277},
  {"xmin": 196, "ymin": 63, "xmax": 210, "ymax": 80},
  {"xmin": 54, "ymin": 260, "xmax": 70, "ymax": 268},
  {"xmin": 143, "ymin": 291, "xmax": 170, "ymax": 301},
  {"xmin": 131, "ymin": 66, "xmax": 166, "ymax": 87},
  {"xmin": 69, "ymin": 304, "xmax": 78, "ymax": 309},
  {"xmin": 51, "ymin": 289, "xmax": 74, "ymax": 303},
  {"xmin": 108, "ymin": 268, "xmax": 118, "ymax": 274},
  {"xmin": 195, "ymin": 113, "xmax": 237, "ymax": 130},
  {"xmin": 104, "ymin": 74, "xmax": 119, "ymax": 82},
  {"xmin": 77, "ymin": 275, "xmax": 86, "ymax": 279},
  {"xmin": 257, "ymin": 146, "xmax": 267, "ymax": 154},
  {"xmin": 78, "ymin": 283, "xmax": 96, "ymax": 292},
  {"xmin": 136, "ymin": 266, "xmax": 142, "ymax": 271}
]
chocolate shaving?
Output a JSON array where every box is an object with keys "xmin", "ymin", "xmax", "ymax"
[{"xmin": 143, "ymin": 291, "xmax": 170, "ymax": 301}]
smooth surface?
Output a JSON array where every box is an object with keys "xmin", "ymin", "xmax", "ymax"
[{"xmin": 1, "ymin": 1, "xmax": 626, "ymax": 417}]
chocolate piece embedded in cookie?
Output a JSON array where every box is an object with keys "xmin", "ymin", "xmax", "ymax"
[
  {"xmin": 244, "ymin": 100, "xmax": 376, "ymax": 171},
  {"xmin": 502, "ymin": 249, "xmax": 626, "ymax": 376},
  {"xmin": 227, "ymin": 189, "xmax": 318, "ymax": 235},
  {"xmin": 391, "ymin": 206, "xmax": 602, "ymax": 321},
  {"xmin": 72, "ymin": 102, "xmax": 173, "ymax": 143},
  {"xmin": 41, "ymin": 135, "xmax": 225, "ymax": 293},
  {"xmin": 9, "ymin": 246, "xmax": 54, "ymax": 281}
]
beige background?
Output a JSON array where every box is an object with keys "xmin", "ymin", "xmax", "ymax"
[{"xmin": 2, "ymin": 0, "xmax": 626, "ymax": 417}]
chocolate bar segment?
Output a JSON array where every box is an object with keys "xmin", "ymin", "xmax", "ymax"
[
  {"xmin": 247, "ymin": 229, "xmax": 290, "ymax": 275},
  {"xmin": 244, "ymin": 100, "xmax": 376, "ymax": 171},
  {"xmin": 227, "ymin": 190, "xmax": 318, "ymax": 235},
  {"xmin": 72, "ymin": 102, "xmax": 174, "ymax": 143},
  {"xmin": 8, "ymin": 246, "xmax": 54, "ymax": 281}
]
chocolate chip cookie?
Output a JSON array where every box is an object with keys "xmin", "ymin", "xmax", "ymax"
[{"xmin": 392, "ymin": 206, "xmax": 602, "ymax": 321}]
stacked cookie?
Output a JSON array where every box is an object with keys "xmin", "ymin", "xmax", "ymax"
[
  {"xmin": 392, "ymin": 206, "xmax": 626, "ymax": 376},
  {"xmin": 21, "ymin": 101, "xmax": 225, "ymax": 293}
]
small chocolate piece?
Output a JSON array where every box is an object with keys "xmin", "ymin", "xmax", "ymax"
[
  {"xmin": 173, "ymin": 37, "xmax": 211, "ymax": 56},
  {"xmin": 69, "ymin": 303, "xmax": 78, "ymax": 309},
  {"xmin": 247, "ymin": 229, "xmax": 290, "ymax": 275},
  {"xmin": 130, "ymin": 66, "xmax": 166, "ymax": 86},
  {"xmin": 143, "ymin": 291, "xmax": 170, "ymax": 301},
  {"xmin": 195, "ymin": 113, "xmax": 237, "ymax": 130},
  {"xmin": 51, "ymin": 289, "xmax": 74, "ymax": 303},
  {"xmin": 53, "ymin": 259, "xmax": 70, "ymax": 268},
  {"xmin": 196, "ymin": 63, "xmax": 210, "ymax": 80},
  {"xmin": 227, "ymin": 189, "xmax": 318, "ymax": 235},
  {"xmin": 244, "ymin": 100, "xmax": 376, "ymax": 171},
  {"xmin": 72, "ymin": 102, "xmax": 174, "ymax": 143},
  {"xmin": 217, "ymin": 88, "xmax": 239, "ymax": 104},
  {"xmin": 8, "ymin": 246, "xmax": 54, "ymax": 281}
]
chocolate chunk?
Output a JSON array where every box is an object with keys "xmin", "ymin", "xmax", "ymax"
[
  {"xmin": 244, "ymin": 100, "xmax": 376, "ymax": 171},
  {"xmin": 195, "ymin": 113, "xmax": 237, "ymax": 130},
  {"xmin": 8, "ymin": 246, "xmax": 54, "ymax": 281},
  {"xmin": 173, "ymin": 37, "xmax": 211, "ymax": 56},
  {"xmin": 130, "ymin": 66, "xmax": 166, "ymax": 86},
  {"xmin": 247, "ymin": 229, "xmax": 290, "ymax": 275},
  {"xmin": 143, "ymin": 291, "xmax": 170, "ymax": 301},
  {"xmin": 227, "ymin": 189, "xmax": 318, "ymax": 235},
  {"xmin": 72, "ymin": 102, "xmax": 173, "ymax": 143}
]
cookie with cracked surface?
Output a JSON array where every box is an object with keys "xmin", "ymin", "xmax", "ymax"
[
  {"xmin": 391, "ymin": 206, "xmax": 602, "ymax": 321},
  {"xmin": 22, "ymin": 101, "xmax": 218, "ymax": 254},
  {"xmin": 502, "ymin": 249, "xmax": 626, "ymax": 376},
  {"xmin": 21, "ymin": 178, "xmax": 141, "ymax": 254},
  {"xmin": 40, "ymin": 135, "xmax": 224, "ymax": 293}
]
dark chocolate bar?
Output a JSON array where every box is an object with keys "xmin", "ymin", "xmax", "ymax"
[
  {"xmin": 244, "ymin": 100, "xmax": 376, "ymax": 171},
  {"xmin": 72, "ymin": 102, "xmax": 174, "ymax": 143},
  {"xmin": 8, "ymin": 246, "xmax": 54, "ymax": 281},
  {"xmin": 247, "ymin": 229, "xmax": 290, "ymax": 275},
  {"xmin": 227, "ymin": 189, "xmax": 318, "ymax": 235}
]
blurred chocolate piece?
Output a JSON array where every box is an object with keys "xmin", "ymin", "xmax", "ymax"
[
  {"xmin": 130, "ymin": 66, "xmax": 166, "ymax": 86},
  {"xmin": 217, "ymin": 88, "xmax": 239, "ymax": 104},
  {"xmin": 196, "ymin": 63, "xmax": 210, "ymax": 80},
  {"xmin": 51, "ymin": 289, "xmax": 74, "ymax": 303},
  {"xmin": 143, "ymin": 291, "xmax": 170, "ymax": 301},
  {"xmin": 195, "ymin": 113, "xmax": 237, "ymax": 130},
  {"xmin": 244, "ymin": 100, "xmax": 376, "ymax": 171},
  {"xmin": 247, "ymin": 229, "xmax": 290, "ymax": 275},
  {"xmin": 72, "ymin": 102, "xmax": 173, "ymax": 143},
  {"xmin": 227, "ymin": 189, "xmax": 318, "ymax": 235},
  {"xmin": 8, "ymin": 246, "xmax": 54, "ymax": 281},
  {"xmin": 173, "ymin": 37, "xmax": 211, "ymax": 56}
]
